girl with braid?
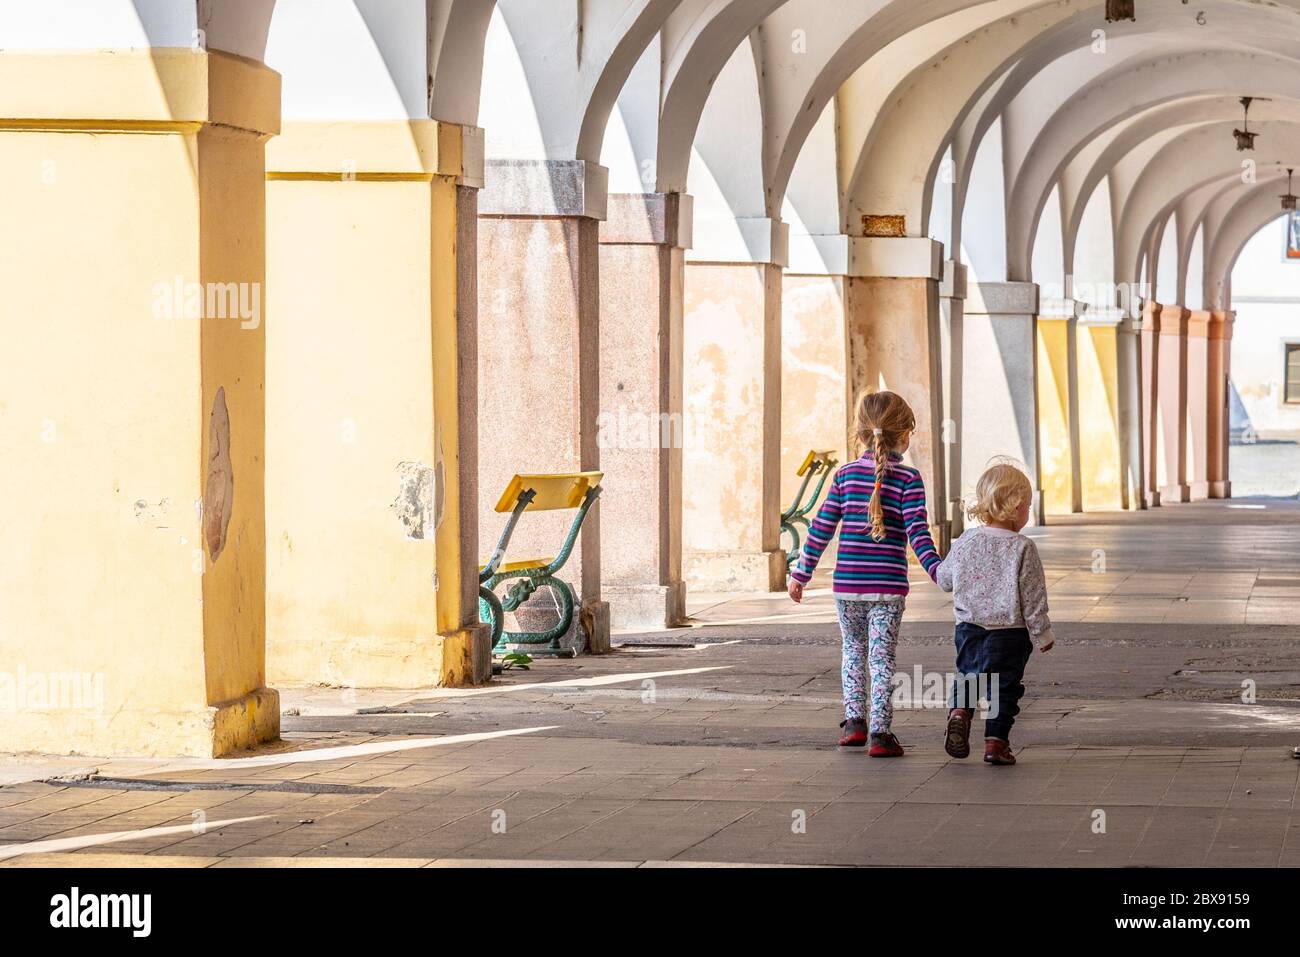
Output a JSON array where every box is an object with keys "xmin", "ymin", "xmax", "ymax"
[{"xmin": 788, "ymin": 390, "xmax": 942, "ymax": 755}]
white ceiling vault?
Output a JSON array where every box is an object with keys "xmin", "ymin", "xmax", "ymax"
[{"xmin": 18, "ymin": 0, "xmax": 1300, "ymax": 305}]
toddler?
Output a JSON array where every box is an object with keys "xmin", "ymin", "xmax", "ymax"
[{"xmin": 935, "ymin": 463, "xmax": 1055, "ymax": 765}]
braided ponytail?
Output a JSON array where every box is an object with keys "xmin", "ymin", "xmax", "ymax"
[
  {"xmin": 851, "ymin": 390, "xmax": 918, "ymax": 543},
  {"xmin": 868, "ymin": 427, "xmax": 889, "ymax": 541}
]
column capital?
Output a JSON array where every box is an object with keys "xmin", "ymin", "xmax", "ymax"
[
  {"xmin": 688, "ymin": 216, "xmax": 788, "ymax": 267},
  {"xmin": 1208, "ymin": 309, "xmax": 1236, "ymax": 340},
  {"xmin": 1138, "ymin": 300, "xmax": 1162, "ymax": 334},
  {"xmin": 850, "ymin": 236, "xmax": 944, "ymax": 280},
  {"xmin": 1158, "ymin": 303, "xmax": 1190, "ymax": 336},
  {"xmin": 599, "ymin": 192, "xmax": 692, "ymax": 248},
  {"xmin": 1043, "ymin": 298, "xmax": 1090, "ymax": 322},
  {"xmin": 0, "ymin": 48, "xmax": 279, "ymax": 137},
  {"xmin": 479, "ymin": 159, "xmax": 607, "ymax": 219},
  {"xmin": 1186, "ymin": 309, "xmax": 1212, "ymax": 337},
  {"xmin": 940, "ymin": 260, "xmax": 968, "ymax": 300},
  {"xmin": 966, "ymin": 281, "xmax": 1039, "ymax": 316},
  {"xmin": 266, "ymin": 120, "xmax": 484, "ymax": 186}
]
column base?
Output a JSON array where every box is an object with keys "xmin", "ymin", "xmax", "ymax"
[
  {"xmin": 685, "ymin": 549, "xmax": 786, "ymax": 593},
  {"xmin": 436, "ymin": 623, "xmax": 494, "ymax": 687},
  {"xmin": 604, "ymin": 582, "xmax": 687, "ymax": 631},
  {"xmin": 211, "ymin": 688, "xmax": 282, "ymax": 757},
  {"xmin": 579, "ymin": 599, "xmax": 612, "ymax": 655},
  {"xmin": 507, "ymin": 595, "xmax": 609, "ymax": 656},
  {"xmin": 1146, "ymin": 490, "xmax": 1162, "ymax": 508},
  {"xmin": 1029, "ymin": 492, "xmax": 1046, "ymax": 528},
  {"xmin": 1160, "ymin": 483, "xmax": 1191, "ymax": 504},
  {"xmin": 1210, "ymin": 480, "xmax": 1232, "ymax": 499},
  {"xmin": 270, "ymin": 626, "xmax": 491, "ymax": 690},
  {"xmin": 1188, "ymin": 480, "xmax": 1210, "ymax": 502},
  {"xmin": 0, "ymin": 687, "xmax": 281, "ymax": 759},
  {"xmin": 948, "ymin": 502, "xmax": 966, "ymax": 541}
]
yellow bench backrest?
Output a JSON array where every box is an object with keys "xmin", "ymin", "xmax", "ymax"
[
  {"xmin": 493, "ymin": 471, "xmax": 604, "ymax": 512},
  {"xmin": 795, "ymin": 449, "xmax": 837, "ymax": 476}
]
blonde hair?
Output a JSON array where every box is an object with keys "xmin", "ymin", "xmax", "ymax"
[
  {"xmin": 968, "ymin": 462, "xmax": 1033, "ymax": 525},
  {"xmin": 851, "ymin": 390, "xmax": 916, "ymax": 542}
]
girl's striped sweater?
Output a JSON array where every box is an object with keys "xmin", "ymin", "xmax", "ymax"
[{"xmin": 789, "ymin": 451, "xmax": 941, "ymax": 595}]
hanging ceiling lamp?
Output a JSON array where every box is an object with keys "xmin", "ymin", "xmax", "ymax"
[
  {"xmin": 1106, "ymin": 0, "xmax": 1136, "ymax": 21},
  {"xmin": 1234, "ymin": 97, "xmax": 1258, "ymax": 151},
  {"xmin": 1281, "ymin": 169, "xmax": 1297, "ymax": 212}
]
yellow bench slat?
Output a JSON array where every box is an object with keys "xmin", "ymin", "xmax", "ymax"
[
  {"xmin": 493, "ymin": 471, "xmax": 604, "ymax": 512},
  {"xmin": 480, "ymin": 556, "xmax": 554, "ymax": 573},
  {"xmin": 796, "ymin": 449, "xmax": 837, "ymax": 476}
]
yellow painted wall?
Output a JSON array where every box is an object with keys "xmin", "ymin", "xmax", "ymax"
[
  {"xmin": 1036, "ymin": 318, "xmax": 1074, "ymax": 514},
  {"xmin": 0, "ymin": 51, "xmax": 279, "ymax": 756},
  {"xmin": 265, "ymin": 121, "xmax": 485, "ymax": 688},
  {"xmin": 1077, "ymin": 324, "xmax": 1123, "ymax": 510}
]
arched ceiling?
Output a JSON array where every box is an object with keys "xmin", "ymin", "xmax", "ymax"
[{"xmin": 80, "ymin": 0, "xmax": 1300, "ymax": 307}]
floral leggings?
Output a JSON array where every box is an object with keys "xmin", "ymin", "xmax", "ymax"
[{"xmin": 836, "ymin": 599, "xmax": 904, "ymax": 732}]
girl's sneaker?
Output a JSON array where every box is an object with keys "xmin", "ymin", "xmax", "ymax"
[
  {"xmin": 944, "ymin": 708, "xmax": 973, "ymax": 759},
  {"xmin": 983, "ymin": 738, "xmax": 1016, "ymax": 765},
  {"xmin": 838, "ymin": 718, "xmax": 869, "ymax": 747},
  {"xmin": 869, "ymin": 731, "xmax": 905, "ymax": 757}
]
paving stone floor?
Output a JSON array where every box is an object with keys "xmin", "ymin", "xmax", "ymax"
[{"xmin": 3, "ymin": 498, "xmax": 1300, "ymax": 867}]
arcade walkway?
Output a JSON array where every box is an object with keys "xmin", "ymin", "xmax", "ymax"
[{"xmin": 3, "ymin": 499, "xmax": 1299, "ymax": 867}]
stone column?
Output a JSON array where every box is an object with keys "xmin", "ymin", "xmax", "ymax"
[
  {"xmin": 478, "ymin": 160, "xmax": 610, "ymax": 652},
  {"xmin": 962, "ymin": 281, "xmax": 1044, "ymax": 525},
  {"xmin": 1207, "ymin": 310, "xmax": 1235, "ymax": 498},
  {"xmin": 1157, "ymin": 304, "xmax": 1191, "ymax": 504},
  {"xmin": 939, "ymin": 260, "xmax": 968, "ymax": 538},
  {"xmin": 1185, "ymin": 310, "xmax": 1212, "ymax": 500},
  {"xmin": 1139, "ymin": 301, "xmax": 1163, "ymax": 507},
  {"xmin": 596, "ymin": 192, "xmax": 691, "ymax": 629},
  {"xmin": 1116, "ymin": 311, "xmax": 1144, "ymax": 510},
  {"xmin": 0, "ymin": 50, "xmax": 279, "ymax": 756},
  {"xmin": 683, "ymin": 218, "xmax": 787, "ymax": 592},
  {"xmin": 844, "ymin": 238, "xmax": 950, "ymax": 546},
  {"xmin": 1076, "ymin": 307, "xmax": 1126, "ymax": 511},
  {"xmin": 264, "ymin": 121, "xmax": 490, "ymax": 689},
  {"xmin": 1036, "ymin": 300, "xmax": 1082, "ymax": 515}
]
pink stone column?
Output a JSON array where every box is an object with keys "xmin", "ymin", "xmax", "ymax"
[
  {"xmin": 1139, "ymin": 301, "xmax": 1162, "ymax": 507},
  {"xmin": 596, "ymin": 193, "xmax": 691, "ymax": 629},
  {"xmin": 1207, "ymin": 310, "xmax": 1235, "ymax": 498},
  {"xmin": 844, "ymin": 238, "xmax": 948, "ymax": 544},
  {"xmin": 477, "ymin": 159, "xmax": 609, "ymax": 652},
  {"xmin": 1157, "ymin": 304, "xmax": 1190, "ymax": 504},
  {"xmin": 1185, "ymin": 310, "xmax": 1211, "ymax": 500}
]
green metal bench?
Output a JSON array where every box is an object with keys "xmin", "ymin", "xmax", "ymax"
[
  {"xmin": 780, "ymin": 449, "xmax": 838, "ymax": 568},
  {"xmin": 479, "ymin": 471, "xmax": 603, "ymax": 659}
]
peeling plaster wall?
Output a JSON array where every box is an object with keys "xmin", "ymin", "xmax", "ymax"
[
  {"xmin": 682, "ymin": 261, "xmax": 784, "ymax": 591},
  {"xmin": 780, "ymin": 274, "xmax": 851, "ymax": 508}
]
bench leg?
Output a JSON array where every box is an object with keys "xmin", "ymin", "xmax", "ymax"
[
  {"xmin": 479, "ymin": 587, "xmax": 504, "ymax": 653},
  {"xmin": 780, "ymin": 519, "xmax": 803, "ymax": 569},
  {"xmin": 486, "ymin": 574, "xmax": 579, "ymax": 657}
]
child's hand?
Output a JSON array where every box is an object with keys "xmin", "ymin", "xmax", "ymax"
[
  {"xmin": 1038, "ymin": 635, "xmax": 1055, "ymax": 653},
  {"xmin": 788, "ymin": 580, "xmax": 804, "ymax": 604}
]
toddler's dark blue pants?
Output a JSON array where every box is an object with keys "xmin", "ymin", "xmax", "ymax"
[{"xmin": 949, "ymin": 622, "xmax": 1033, "ymax": 741}]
